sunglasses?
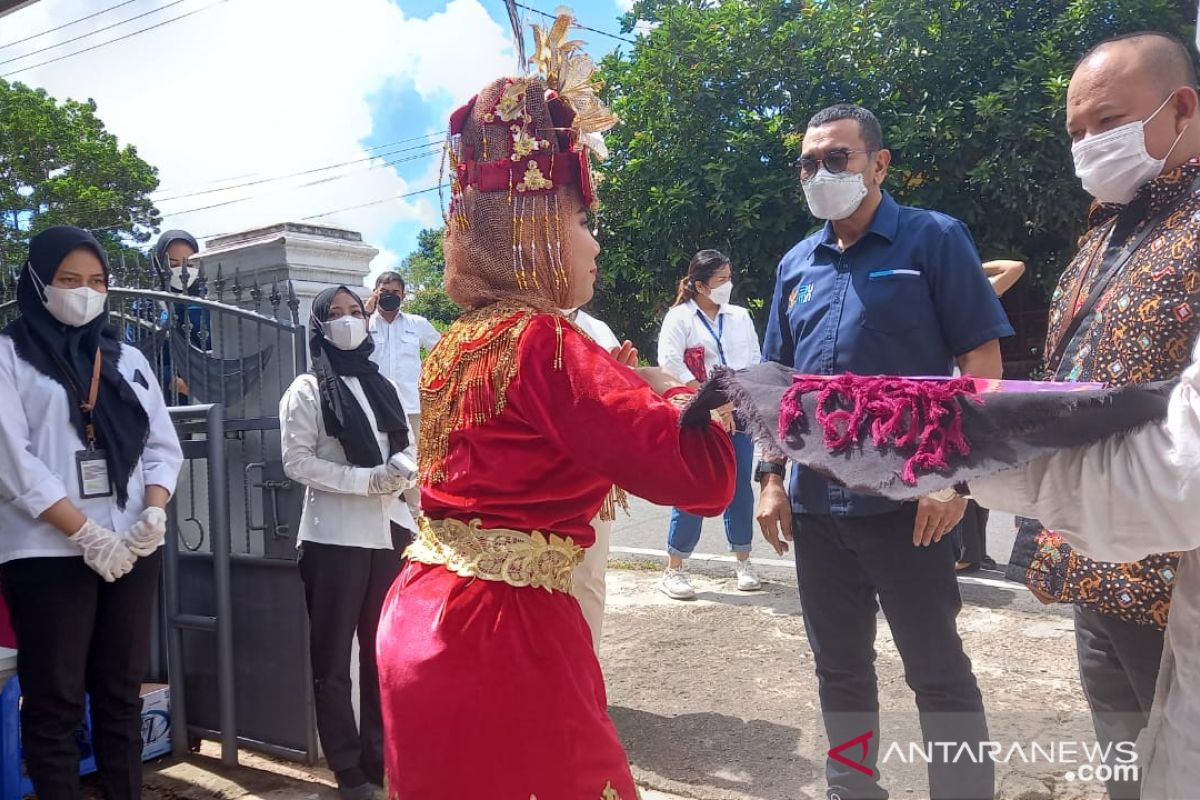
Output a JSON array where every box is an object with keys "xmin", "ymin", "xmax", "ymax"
[{"xmin": 798, "ymin": 148, "xmax": 873, "ymax": 180}]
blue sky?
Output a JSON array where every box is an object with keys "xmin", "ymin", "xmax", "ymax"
[
  {"xmin": 364, "ymin": 0, "xmax": 635, "ymax": 267},
  {"xmin": 2, "ymin": 0, "xmax": 639, "ymax": 280}
]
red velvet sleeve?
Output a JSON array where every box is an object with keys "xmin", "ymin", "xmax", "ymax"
[{"xmin": 508, "ymin": 316, "xmax": 735, "ymax": 515}]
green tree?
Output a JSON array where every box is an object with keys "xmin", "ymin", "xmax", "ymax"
[
  {"xmin": 594, "ymin": 0, "xmax": 1195, "ymax": 368},
  {"xmin": 400, "ymin": 227, "xmax": 459, "ymax": 327},
  {"xmin": 0, "ymin": 79, "xmax": 160, "ymax": 287}
]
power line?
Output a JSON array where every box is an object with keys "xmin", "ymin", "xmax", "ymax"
[
  {"xmin": 1, "ymin": 0, "xmax": 230, "ymax": 79},
  {"xmin": 152, "ymin": 132, "xmax": 444, "ymax": 199},
  {"xmin": 0, "ymin": 0, "xmax": 191, "ymax": 68},
  {"xmin": 0, "ymin": 0, "xmax": 143, "ymax": 52},
  {"xmin": 512, "ymin": 2, "xmax": 636, "ymax": 46},
  {"xmin": 14, "ymin": 144, "xmax": 443, "ymax": 238},
  {"xmin": 193, "ymin": 183, "xmax": 444, "ymax": 240},
  {"xmin": 149, "ymin": 147, "xmax": 441, "ymax": 217},
  {"xmin": 152, "ymin": 137, "xmax": 443, "ymax": 203},
  {"xmin": 303, "ymin": 184, "xmax": 442, "ymax": 220}
]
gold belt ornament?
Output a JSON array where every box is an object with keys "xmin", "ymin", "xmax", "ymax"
[{"xmin": 407, "ymin": 517, "xmax": 584, "ymax": 593}]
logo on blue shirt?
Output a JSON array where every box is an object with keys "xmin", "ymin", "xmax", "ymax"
[{"xmin": 789, "ymin": 283, "xmax": 815, "ymax": 309}]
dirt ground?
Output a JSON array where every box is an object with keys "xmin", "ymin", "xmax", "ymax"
[
  {"xmin": 602, "ymin": 561, "xmax": 1103, "ymax": 800},
  {"xmin": 128, "ymin": 563, "xmax": 1106, "ymax": 800}
]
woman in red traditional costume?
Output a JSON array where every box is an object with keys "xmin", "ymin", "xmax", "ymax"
[{"xmin": 375, "ymin": 15, "xmax": 736, "ymax": 800}]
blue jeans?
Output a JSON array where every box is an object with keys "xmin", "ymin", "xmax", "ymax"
[{"xmin": 667, "ymin": 430, "xmax": 754, "ymax": 558}]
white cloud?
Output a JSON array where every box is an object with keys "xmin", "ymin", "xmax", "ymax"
[
  {"xmin": 365, "ymin": 245, "xmax": 403, "ymax": 287},
  {"xmin": 1, "ymin": 0, "xmax": 517, "ymax": 272},
  {"xmin": 633, "ymin": 18, "xmax": 657, "ymax": 35},
  {"xmin": 614, "ymin": 0, "xmax": 634, "ymax": 12}
]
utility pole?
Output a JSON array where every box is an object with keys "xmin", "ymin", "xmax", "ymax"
[{"xmin": 0, "ymin": 1, "xmax": 38, "ymax": 18}]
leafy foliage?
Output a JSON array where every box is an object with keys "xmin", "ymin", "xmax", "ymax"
[
  {"xmin": 400, "ymin": 227, "xmax": 459, "ymax": 327},
  {"xmin": 0, "ymin": 79, "xmax": 160, "ymax": 287},
  {"xmin": 593, "ymin": 0, "xmax": 1195, "ymax": 363}
]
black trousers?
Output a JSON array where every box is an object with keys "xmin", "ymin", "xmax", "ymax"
[
  {"xmin": 1075, "ymin": 606, "xmax": 1164, "ymax": 800},
  {"xmin": 299, "ymin": 524, "xmax": 409, "ymax": 789},
  {"xmin": 794, "ymin": 508, "xmax": 992, "ymax": 800},
  {"xmin": 0, "ymin": 551, "xmax": 162, "ymax": 800},
  {"xmin": 954, "ymin": 501, "xmax": 990, "ymax": 564}
]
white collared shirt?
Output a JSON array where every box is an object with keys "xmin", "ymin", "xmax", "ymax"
[
  {"xmin": 367, "ymin": 311, "xmax": 441, "ymax": 417},
  {"xmin": 657, "ymin": 299, "xmax": 762, "ymax": 384},
  {"xmin": 570, "ymin": 309, "xmax": 621, "ymax": 350},
  {"xmin": 279, "ymin": 373, "xmax": 415, "ymax": 549},
  {"xmin": 0, "ymin": 337, "xmax": 184, "ymax": 564}
]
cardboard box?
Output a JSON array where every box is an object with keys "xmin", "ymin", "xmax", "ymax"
[{"xmin": 139, "ymin": 683, "xmax": 171, "ymax": 761}]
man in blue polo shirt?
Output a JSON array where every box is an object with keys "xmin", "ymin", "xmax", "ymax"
[{"xmin": 756, "ymin": 104, "xmax": 1013, "ymax": 800}]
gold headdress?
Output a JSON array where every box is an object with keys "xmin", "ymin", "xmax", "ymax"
[
  {"xmin": 529, "ymin": 12, "xmax": 618, "ymax": 160},
  {"xmin": 424, "ymin": 12, "xmax": 620, "ymax": 483},
  {"xmin": 443, "ymin": 10, "xmax": 616, "ymax": 227}
]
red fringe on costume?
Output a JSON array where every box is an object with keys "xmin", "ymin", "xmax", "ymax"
[{"xmin": 779, "ymin": 374, "xmax": 981, "ymax": 485}]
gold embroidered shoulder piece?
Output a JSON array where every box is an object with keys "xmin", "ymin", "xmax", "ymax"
[{"xmin": 419, "ymin": 301, "xmax": 536, "ymax": 483}]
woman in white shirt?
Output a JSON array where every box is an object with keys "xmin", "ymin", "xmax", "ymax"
[
  {"xmin": 280, "ymin": 287, "xmax": 416, "ymax": 800},
  {"xmin": 0, "ymin": 226, "xmax": 183, "ymax": 800},
  {"xmin": 657, "ymin": 249, "xmax": 763, "ymax": 599}
]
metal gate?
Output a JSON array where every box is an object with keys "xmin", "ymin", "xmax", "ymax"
[{"xmin": 0, "ymin": 257, "xmax": 318, "ymax": 764}]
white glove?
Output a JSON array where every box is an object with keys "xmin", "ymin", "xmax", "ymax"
[
  {"xmin": 69, "ymin": 520, "xmax": 137, "ymax": 582},
  {"xmin": 124, "ymin": 507, "xmax": 167, "ymax": 557},
  {"xmin": 367, "ymin": 462, "xmax": 409, "ymax": 495},
  {"xmin": 388, "ymin": 451, "xmax": 419, "ymax": 490}
]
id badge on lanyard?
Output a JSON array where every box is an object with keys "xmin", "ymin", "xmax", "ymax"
[
  {"xmin": 73, "ymin": 349, "xmax": 112, "ymax": 499},
  {"xmin": 76, "ymin": 449, "xmax": 112, "ymax": 499},
  {"xmin": 696, "ymin": 310, "xmax": 727, "ymax": 366}
]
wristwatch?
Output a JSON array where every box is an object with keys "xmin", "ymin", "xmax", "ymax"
[
  {"xmin": 755, "ymin": 460, "xmax": 786, "ymax": 483},
  {"xmin": 928, "ymin": 483, "xmax": 970, "ymax": 502}
]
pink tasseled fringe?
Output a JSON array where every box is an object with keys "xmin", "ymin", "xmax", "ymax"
[{"xmin": 778, "ymin": 374, "xmax": 982, "ymax": 484}]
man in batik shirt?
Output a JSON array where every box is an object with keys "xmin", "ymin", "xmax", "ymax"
[{"xmin": 1011, "ymin": 31, "xmax": 1200, "ymax": 800}]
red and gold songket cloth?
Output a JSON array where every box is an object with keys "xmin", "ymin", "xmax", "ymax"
[{"xmin": 374, "ymin": 15, "xmax": 735, "ymax": 800}]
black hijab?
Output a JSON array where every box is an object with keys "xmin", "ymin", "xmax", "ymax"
[
  {"xmin": 309, "ymin": 286, "xmax": 408, "ymax": 467},
  {"xmin": 3, "ymin": 226, "xmax": 151, "ymax": 509},
  {"xmin": 153, "ymin": 229, "xmax": 202, "ymax": 297}
]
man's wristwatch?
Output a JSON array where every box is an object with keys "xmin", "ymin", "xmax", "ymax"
[
  {"xmin": 928, "ymin": 483, "xmax": 970, "ymax": 502},
  {"xmin": 755, "ymin": 461, "xmax": 786, "ymax": 483}
]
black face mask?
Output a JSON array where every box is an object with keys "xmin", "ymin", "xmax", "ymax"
[{"xmin": 378, "ymin": 293, "xmax": 402, "ymax": 312}]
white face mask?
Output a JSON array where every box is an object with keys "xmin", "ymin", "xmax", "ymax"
[
  {"xmin": 323, "ymin": 316, "xmax": 368, "ymax": 350},
  {"xmin": 29, "ymin": 266, "xmax": 107, "ymax": 327},
  {"xmin": 802, "ymin": 168, "xmax": 869, "ymax": 220},
  {"xmin": 1072, "ymin": 93, "xmax": 1188, "ymax": 204},
  {"xmin": 169, "ymin": 265, "xmax": 198, "ymax": 292},
  {"xmin": 706, "ymin": 281, "xmax": 734, "ymax": 306},
  {"xmin": 46, "ymin": 286, "xmax": 107, "ymax": 327}
]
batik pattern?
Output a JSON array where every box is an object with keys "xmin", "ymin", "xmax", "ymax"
[{"xmin": 1029, "ymin": 161, "xmax": 1200, "ymax": 628}]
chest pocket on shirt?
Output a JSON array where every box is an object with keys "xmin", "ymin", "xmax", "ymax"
[
  {"xmin": 120, "ymin": 369, "xmax": 155, "ymax": 412},
  {"xmin": 861, "ymin": 272, "xmax": 929, "ymax": 334}
]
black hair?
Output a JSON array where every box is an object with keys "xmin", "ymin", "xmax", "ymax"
[
  {"xmin": 806, "ymin": 103, "xmax": 884, "ymax": 152},
  {"xmin": 674, "ymin": 249, "xmax": 731, "ymax": 306},
  {"xmin": 375, "ymin": 271, "xmax": 406, "ymax": 292}
]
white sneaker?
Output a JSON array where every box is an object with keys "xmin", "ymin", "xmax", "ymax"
[
  {"xmin": 735, "ymin": 559, "xmax": 762, "ymax": 591},
  {"xmin": 660, "ymin": 567, "xmax": 696, "ymax": 600}
]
